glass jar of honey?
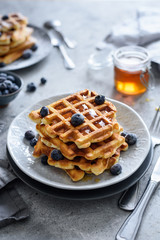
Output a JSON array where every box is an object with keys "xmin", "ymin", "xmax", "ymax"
[{"xmin": 113, "ymin": 46, "xmax": 151, "ymax": 95}]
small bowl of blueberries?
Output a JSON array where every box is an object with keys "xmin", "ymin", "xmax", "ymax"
[{"xmin": 0, "ymin": 71, "xmax": 23, "ymax": 107}]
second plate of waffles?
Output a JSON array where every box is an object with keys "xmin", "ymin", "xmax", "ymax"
[{"xmin": 7, "ymin": 90, "xmax": 150, "ymax": 190}]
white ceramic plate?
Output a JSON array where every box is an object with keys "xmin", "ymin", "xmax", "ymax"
[{"xmin": 7, "ymin": 94, "xmax": 150, "ymax": 190}]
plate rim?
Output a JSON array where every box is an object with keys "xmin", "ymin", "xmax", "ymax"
[
  {"xmin": 7, "ymin": 93, "xmax": 151, "ymax": 191},
  {"xmin": 0, "ymin": 24, "xmax": 52, "ymax": 71}
]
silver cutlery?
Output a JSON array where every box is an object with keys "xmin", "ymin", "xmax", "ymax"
[
  {"xmin": 51, "ymin": 36, "xmax": 75, "ymax": 70},
  {"xmin": 116, "ymin": 107, "xmax": 160, "ymax": 240},
  {"xmin": 118, "ymin": 106, "xmax": 160, "ymax": 211},
  {"xmin": 44, "ymin": 20, "xmax": 77, "ymax": 49}
]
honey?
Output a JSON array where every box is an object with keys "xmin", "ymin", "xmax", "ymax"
[{"xmin": 113, "ymin": 46, "xmax": 150, "ymax": 95}]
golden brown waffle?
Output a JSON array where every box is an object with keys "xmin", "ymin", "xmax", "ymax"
[
  {"xmin": 36, "ymin": 123, "xmax": 127, "ymax": 160},
  {"xmin": 33, "ymin": 137, "xmax": 128, "ymax": 181},
  {"xmin": 0, "ymin": 36, "xmax": 36, "ymax": 64},
  {"xmin": 0, "ymin": 13, "xmax": 28, "ymax": 32},
  {"xmin": 29, "ymin": 90, "xmax": 119, "ymax": 149}
]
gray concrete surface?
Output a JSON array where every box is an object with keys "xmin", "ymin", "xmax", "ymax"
[{"xmin": 0, "ymin": 0, "xmax": 160, "ymax": 239}]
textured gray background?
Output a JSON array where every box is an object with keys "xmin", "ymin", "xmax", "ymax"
[{"xmin": 0, "ymin": 0, "xmax": 160, "ymax": 239}]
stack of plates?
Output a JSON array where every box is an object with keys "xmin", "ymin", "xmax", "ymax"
[{"xmin": 7, "ymin": 94, "xmax": 152, "ymax": 200}]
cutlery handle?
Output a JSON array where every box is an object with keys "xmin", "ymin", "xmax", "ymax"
[
  {"xmin": 116, "ymin": 180, "xmax": 158, "ymax": 240},
  {"xmin": 59, "ymin": 45, "xmax": 75, "ymax": 70}
]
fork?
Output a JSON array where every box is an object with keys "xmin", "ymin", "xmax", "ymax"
[
  {"xmin": 116, "ymin": 106, "xmax": 160, "ymax": 240},
  {"xmin": 119, "ymin": 106, "xmax": 160, "ymax": 210}
]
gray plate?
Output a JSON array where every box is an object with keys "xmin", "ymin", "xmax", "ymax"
[
  {"xmin": 0, "ymin": 24, "xmax": 52, "ymax": 71},
  {"xmin": 7, "ymin": 94, "xmax": 151, "ymax": 191}
]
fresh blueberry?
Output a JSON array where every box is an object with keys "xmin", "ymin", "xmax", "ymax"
[
  {"xmin": 40, "ymin": 106, "xmax": 49, "ymax": 117},
  {"xmin": 22, "ymin": 49, "xmax": 32, "ymax": 59},
  {"xmin": 41, "ymin": 155, "xmax": 48, "ymax": 165},
  {"xmin": 0, "ymin": 82, "xmax": 7, "ymax": 91},
  {"xmin": 125, "ymin": 133, "xmax": 137, "ymax": 145},
  {"xmin": 25, "ymin": 130, "xmax": 35, "ymax": 140},
  {"xmin": 27, "ymin": 82, "xmax": 36, "ymax": 92},
  {"xmin": 71, "ymin": 113, "xmax": 84, "ymax": 127},
  {"xmin": 0, "ymin": 62, "xmax": 6, "ymax": 68},
  {"xmin": 0, "ymin": 77, "xmax": 6, "ymax": 83},
  {"xmin": 30, "ymin": 137, "xmax": 38, "ymax": 147},
  {"xmin": 2, "ymin": 89, "xmax": 9, "ymax": 95},
  {"xmin": 7, "ymin": 75, "xmax": 16, "ymax": 82},
  {"xmin": 0, "ymin": 73, "xmax": 7, "ymax": 78},
  {"xmin": 9, "ymin": 84, "xmax": 19, "ymax": 93},
  {"xmin": 95, "ymin": 95, "xmax": 105, "ymax": 105},
  {"xmin": 110, "ymin": 163, "xmax": 122, "ymax": 175},
  {"xmin": 51, "ymin": 149, "xmax": 64, "ymax": 161},
  {"xmin": 2, "ymin": 15, "xmax": 9, "ymax": 20},
  {"xmin": 121, "ymin": 131, "xmax": 128, "ymax": 137},
  {"xmin": 40, "ymin": 77, "xmax": 47, "ymax": 84},
  {"xmin": 4, "ymin": 80, "xmax": 13, "ymax": 89},
  {"xmin": 0, "ymin": 32, "xmax": 2, "ymax": 37},
  {"xmin": 31, "ymin": 44, "xmax": 38, "ymax": 51}
]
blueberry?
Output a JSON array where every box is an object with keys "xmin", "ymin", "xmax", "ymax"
[
  {"xmin": 0, "ymin": 82, "xmax": 7, "ymax": 91},
  {"xmin": 0, "ymin": 77, "xmax": 6, "ymax": 83},
  {"xmin": 0, "ymin": 73, "xmax": 7, "ymax": 77},
  {"xmin": 110, "ymin": 163, "xmax": 122, "ymax": 175},
  {"xmin": 4, "ymin": 80, "xmax": 13, "ymax": 89},
  {"xmin": 121, "ymin": 131, "xmax": 128, "ymax": 137},
  {"xmin": 7, "ymin": 75, "xmax": 15, "ymax": 82},
  {"xmin": 2, "ymin": 89, "xmax": 9, "ymax": 95},
  {"xmin": 95, "ymin": 95, "xmax": 105, "ymax": 105},
  {"xmin": 125, "ymin": 133, "xmax": 137, "ymax": 145},
  {"xmin": 22, "ymin": 49, "xmax": 32, "ymax": 59},
  {"xmin": 41, "ymin": 155, "xmax": 48, "ymax": 165},
  {"xmin": 40, "ymin": 106, "xmax": 49, "ymax": 117},
  {"xmin": 31, "ymin": 44, "xmax": 38, "ymax": 51},
  {"xmin": 40, "ymin": 77, "xmax": 47, "ymax": 84},
  {"xmin": 25, "ymin": 130, "xmax": 35, "ymax": 140},
  {"xmin": 71, "ymin": 113, "xmax": 84, "ymax": 127},
  {"xmin": 10, "ymin": 84, "xmax": 19, "ymax": 93},
  {"xmin": 0, "ymin": 32, "xmax": 2, "ymax": 37},
  {"xmin": 0, "ymin": 62, "xmax": 6, "ymax": 68},
  {"xmin": 2, "ymin": 15, "xmax": 9, "ymax": 20},
  {"xmin": 27, "ymin": 82, "xmax": 36, "ymax": 92},
  {"xmin": 51, "ymin": 149, "xmax": 64, "ymax": 161},
  {"xmin": 30, "ymin": 137, "xmax": 38, "ymax": 147}
]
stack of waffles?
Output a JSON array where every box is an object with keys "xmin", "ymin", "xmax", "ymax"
[
  {"xmin": 29, "ymin": 90, "xmax": 128, "ymax": 181},
  {"xmin": 0, "ymin": 13, "xmax": 36, "ymax": 65}
]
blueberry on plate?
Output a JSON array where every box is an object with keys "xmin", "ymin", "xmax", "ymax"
[
  {"xmin": 2, "ymin": 15, "xmax": 9, "ymax": 20},
  {"xmin": 22, "ymin": 49, "xmax": 32, "ymax": 59},
  {"xmin": 0, "ymin": 77, "xmax": 6, "ymax": 83},
  {"xmin": 121, "ymin": 131, "xmax": 128, "ymax": 137},
  {"xmin": 7, "ymin": 75, "xmax": 16, "ymax": 82},
  {"xmin": 0, "ymin": 82, "xmax": 7, "ymax": 91},
  {"xmin": 25, "ymin": 130, "xmax": 35, "ymax": 140},
  {"xmin": 51, "ymin": 149, "xmax": 64, "ymax": 161},
  {"xmin": 2, "ymin": 89, "xmax": 9, "ymax": 95},
  {"xmin": 27, "ymin": 82, "xmax": 36, "ymax": 92},
  {"xmin": 10, "ymin": 84, "xmax": 19, "ymax": 93},
  {"xmin": 40, "ymin": 106, "xmax": 49, "ymax": 117},
  {"xmin": 41, "ymin": 155, "xmax": 48, "ymax": 165},
  {"xmin": 110, "ymin": 163, "xmax": 122, "ymax": 175},
  {"xmin": 31, "ymin": 44, "xmax": 38, "ymax": 51},
  {"xmin": 125, "ymin": 133, "xmax": 137, "ymax": 145},
  {"xmin": 95, "ymin": 95, "xmax": 105, "ymax": 105},
  {"xmin": 40, "ymin": 77, "xmax": 47, "ymax": 84},
  {"xmin": 0, "ymin": 62, "xmax": 6, "ymax": 68},
  {"xmin": 30, "ymin": 137, "xmax": 38, "ymax": 147},
  {"xmin": 71, "ymin": 113, "xmax": 84, "ymax": 127}
]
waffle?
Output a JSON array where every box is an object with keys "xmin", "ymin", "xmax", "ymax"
[
  {"xmin": 36, "ymin": 123, "xmax": 126, "ymax": 160},
  {"xmin": 33, "ymin": 137, "xmax": 128, "ymax": 181},
  {"xmin": 0, "ymin": 13, "xmax": 36, "ymax": 65},
  {"xmin": 0, "ymin": 13, "xmax": 28, "ymax": 32},
  {"xmin": 29, "ymin": 90, "xmax": 119, "ymax": 149}
]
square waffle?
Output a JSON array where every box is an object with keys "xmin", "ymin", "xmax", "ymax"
[
  {"xmin": 33, "ymin": 137, "xmax": 128, "ymax": 181},
  {"xmin": 36, "ymin": 123, "xmax": 127, "ymax": 160},
  {"xmin": 29, "ymin": 90, "xmax": 119, "ymax": 149}
]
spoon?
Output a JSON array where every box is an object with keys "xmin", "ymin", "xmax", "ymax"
[
  {"xmin": 44, "ymin": 20, "xmax": 77, "ymax": 49},
  {"xmin": 51, "ymin": 36, "xmax": 75, "ymax": 70}
]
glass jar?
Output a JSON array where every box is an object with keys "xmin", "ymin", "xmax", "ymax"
[{"xmin": 113, "ymin": 46, "xmax": 151, "ymax": 95}]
